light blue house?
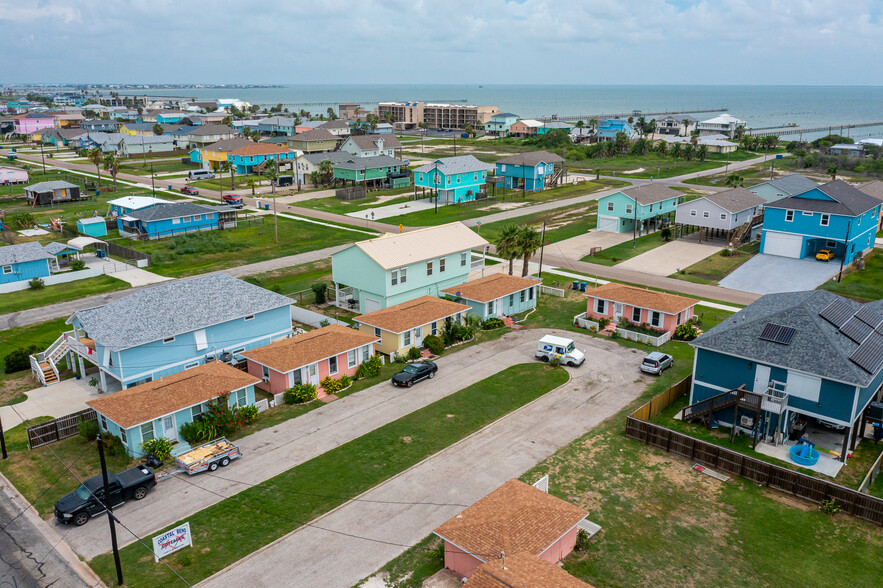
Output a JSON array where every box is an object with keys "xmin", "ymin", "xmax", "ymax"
[
  {"xmin": 331, "ymin": 222, "xmax": 489, "ymax": 313},
  {"xmin": 256, "ymin": 116, "xmax": 296, "ymax": 136},
  {"xmin": 688, "ymin": 290, "xmax": 883, "ymax": 463},
  {"xmin": 413, "ymin": 156, "xmax": 495, "ymax": 204},
  {"xmin": 484, "ymin": 113, "xmax": 519, "ymax": 137},
  {"xmin": 77, "ymin": 216, "xmax": 109, "ymax": 237},
  {"xmin": 441, "ymin": 273, "xmax": 538, "ymax": 319},
  {"xmin": 32, "ymin": 273, "xmax": 293, "ymax": 391},
  {"xmin": 495, "ymin": 151, "xmax": 564, "ymax": 192},
  {"xmin": 107, "ymin": 195, "xmax": 171, "ymax": 217},
  {"xmin": 0, "ymin": 242, "xmax": 52, "ymax": 285},
  {"xmin": 596, "ymin": 184, "xmax": 682, "ymax": 233},
  {"xmin": 87, "ymin": 361, "xmax": 261, "ymax": 457},
  {"xmin": 760, "ymin": 180, "xmax": 880, "ymax": 264},
  {"xmin": 748, "ymin": 173, "xmax": 818, "ymax": 204},
  {"xmin": 596, "ymin": 119, "xmax": 633, "ymax": 141},
  {"xmin": 536, "ymin": 121, "xmax": 573, "ymax": 135},
  {"xmin": 117, "ymin": 202, "xmax": 232, "ymax": 240}
]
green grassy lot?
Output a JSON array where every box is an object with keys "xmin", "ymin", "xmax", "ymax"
[
  {"xmin": 670, "ymin": 241, "xmax": 760, "ymax": 285},
  {"xmin": 0, "ymin": 318, "xmax": 73, "ymax": 404},
  {"xmin": 819, "ymin": 250, "xmax": 883, "ymax": 302},
  {"xmin": 683, "ymin": 157, "xmax": 794, "ymax": 187},
  {"xmin": 89, "ymin": 363, "xmax": 569, "ymax": 587},
  {"xmin": 119, "ymin": 159, "xmax": 198, "ymax": 175},
  {"xmin": 581, "ymin": 231, "xmax": 672, "ymax": 265},
  {"xmin": 243, "ymin": 259, "xmax": 332, "ymax": 297},
  {"xmin": 0, "ymin": 275, "xmax": 129, "ymax": 316},
  {"xmin": 189, "ymin": 175, "xmax": 266, "ymax": 192},
  {"xmin": 475, "ymin": 203, "xmax": 598, "ymax": 244},
  {"xmin": 292, "ymin": 190, "xmax": 414, "ymax": 215},
  {"xmin": 567, "ymin": 153, "xmax": 725, "ymax": 179},
  {"xmin": 117, "ymin": 217, "xmax": 361, "ymax": 277}
]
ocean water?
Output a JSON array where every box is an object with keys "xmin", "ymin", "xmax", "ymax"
[{"xmin": 120, "ymin": 84, "xmax": 883, "ymax": 139}]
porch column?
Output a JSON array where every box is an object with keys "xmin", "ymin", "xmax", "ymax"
[
  {"xmin": 841, "ymin": 425, "xmax": 852, "ymax": 463},
  {"xmin": 78, "ymin": 355, "xmax": 86, "ymax": 379},
  {"xmin": 99, "ymin": 370, "xmax": 107, "ymax": 393}
]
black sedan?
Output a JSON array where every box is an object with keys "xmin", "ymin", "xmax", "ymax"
[{"xmin": 392, "ymin": 360, "xmax": 438, "ymax": 387}]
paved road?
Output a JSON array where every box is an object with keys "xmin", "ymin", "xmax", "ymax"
[
  {"xmin": 202, "ymin": 329, "xmax": 649, "ymax": 588},
  {"xmin": 66, "ymin": 329, "xmax": 590, "ymax": 560},
  {"xmin": 0, "ymin": 474, "xmax": 97, "ymax": 588}
]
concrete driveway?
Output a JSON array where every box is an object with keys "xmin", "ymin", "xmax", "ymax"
[
  {"xmin": 552, "ymin": 230, "xmax": 632, "ymax": 260},
  {"xmin": 719, "ymin": 254, "xmax": 840, "ymax": 294},
  {"xmin": 63, "ymin": 329, "xmax": 644, "ymax": 560},
  {"xmin": 616, "ymin": 239, "xmax": 722, "ymax": 276},
  {"xmin": 0, "ymin": 378, "xmax": 99, "ymax": 427},
  {"xmin": 202, "ymin": 330, "xmax": 650, "ymax": 588},
  {"xmin": 345, "ymin": 197, "xmax": 435, "ymax": 220}
]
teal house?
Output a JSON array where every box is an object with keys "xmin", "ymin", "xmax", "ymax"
[
  {"xmin": 87, "ymin": 362, "xmax": 260, "ymax": 458},
  {"xmin": 484, "ymin": 113, "xmax": 519, "ymax": 137},
  {"xmin": 441, "ymin": 273, "xmax": 538, "ymax": 319},
  {"xmin": 748, "ymin": 173, "xmax": 818, "ymax": 204},
  {"xmin": 495, "ymin": 151, "xmax": 564, "ymax": 192},
  {"xmin": 0, "ymin": 242, "xmax": 52, "ymax": 285},
  {"xmin": 331, "ymin": 222, "xmax": 488, "ymax": 313},
  {"xmin": 413, "ymin": 156, "xmax": 494, "ymax": 204},
  {"xmin": 77, "ymin": 216, "xmax": 108, "ymax": 237},
  {"xmin": 596, "ymin": 184, "xmax": 682, "ymax": 234},
  {"xmin": 333, "ymin": 155, "xmax": 410, "ymax": 189}
]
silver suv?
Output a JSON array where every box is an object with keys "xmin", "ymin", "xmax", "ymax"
[{"xmin": 640, "ymin": 352, "xmax": 673, "ymax": 375}]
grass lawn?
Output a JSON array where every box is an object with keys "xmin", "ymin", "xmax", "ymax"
[
  {"xmin": 819, "ymin": 250, "xmax": 883, "ymax": 302},
  {"xmin": 243, "ymin": 259, "xmax": 332, "ymax": 298},
  {"xmin": 669, "ymin": 241, "xmax": 760, "ymax": 285},
  {"xmin": 89, "ymin": 363, "xmax": 569, "ymax": 587},
  {"xmin": 566, "ymin": 153, "xmax": 725, "ymax": 179},
  {"xmin": 475, "ymin": 203, "xmax": 598, "ymax": 244},
  {"xmin": 581, "ymin": 231, "xmax": 671, "ymax": 265},
  {"xmin": 0, "ymin": 318, "xmax": 73, "ymax": 405},
  {"xmin": 0, "ymin": 275, "xmax": 129, "ymax": 315},
  {"xmin": 119, "ymin": 160, "xmax": 198, "ymax": 175},
  {"xmin": 293, "ymin": 192, "xmax": 413, "ymax": 215},
  {"xmin": 189, "ymin": 175, "xmax": 267, "ymax": 192},
  {"xmin": 683, "ymin": 157, "xmax": 794, "ymax": 187},
  {"xmin": 117, "ymin": 217, "xmax": 361, "ymax": 277}
]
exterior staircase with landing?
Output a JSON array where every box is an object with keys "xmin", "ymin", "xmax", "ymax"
[{"xmin": 30, "ymin": 331, "xmax": 96, "ymax": 386}]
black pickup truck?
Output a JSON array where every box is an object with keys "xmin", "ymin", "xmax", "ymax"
[{"xmin": 55, "ymin": 465, "xmax": 157, "ymax": 526}]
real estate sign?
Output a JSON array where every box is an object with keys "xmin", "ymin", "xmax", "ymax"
[{"xmin": 152, "ymin": 522, "xmax": 192, "ymax": 562}]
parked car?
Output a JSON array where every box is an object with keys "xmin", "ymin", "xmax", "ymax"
[
  {"xmin": 535, "ymin": 335, "xmax": 585, "ymax": 367},
  {"xmin": 640, "ymin": 352, "xmax": 673, "ymax": 375},
  {"xmin": 816, "ymin": 417, "xmax": 846, "ymax": 431},
  {"xmin": 816, "ymin": 249, "xmax": 835, "ymax": 262},
  {"xmin": 180, "ymin": 185, "xmax": 199, "ymax": 195},
  {"xmin": 392, "ymin": 360, "xmax": 437, "ymax": 387},
  {"xmin": 223, "ymin": 194, "xmax": 244, "ymax": 208},
  {"xmin": 55, "ymin": 465, "xmax": 156, "ymax": 526}
]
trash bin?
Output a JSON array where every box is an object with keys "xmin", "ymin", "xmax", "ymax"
[
  {"xmin": 572, "ymin": 281, "xmax": 579, "ymax": 290},
  {"xmin": 579, "ymin": 282, "xmax": 587, "ymax": 292},
  {"xmin": 265, "ymin": 203, "xmax": 270, "ymax": 210},
  {"xmin": 95, "ymin": 189, "xmax": 100, "ymax": 196},
  {"xmin": 96, "ymin": 249, "xmax": 106, "ymax": 259},
  {"xmin": 168, "ymin": 185, "xmax": 173, "ymax": 190}
]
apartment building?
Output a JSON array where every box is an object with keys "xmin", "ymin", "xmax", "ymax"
[{"xmin": 378, "ymin": 101, "xmax": 499, "ymax": 130}]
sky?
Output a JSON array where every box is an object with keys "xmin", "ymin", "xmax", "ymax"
[{"xmin": 3, "ymin": 0, "xmax": 883, "ymax": 85}]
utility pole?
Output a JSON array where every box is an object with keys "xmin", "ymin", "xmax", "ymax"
[
  {"xmin": 150, "ymin": 162, "xmax": 155, "ymax": 197},
  {"xmin": 632, "ymin": 197, "xmax": 638, "ymax": 249},
  {"xmin": 0, "ymin": 414, "xmax": 7, "ymax": 459},
  {"xmin": 40, "ymin": 140, "xmax": 46, "ymax": 173},
  {"xmin": 97, "ymin": 435, "xmax": 124, "ymax": 586},
  {"xmin": 837, "ymin": 221, "xmax": 850, "ymax": 282},
  {"xmin": 538, "ymin": 219, "xmax": 547, "ymax": 278},
  {"xmin": 434, "ymin": 161, "xmax": 439, "ymax": 214}
]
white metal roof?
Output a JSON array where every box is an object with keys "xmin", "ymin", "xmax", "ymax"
[
  {"xmin": 539, "ymin": 335, "xmax": 575, "ymax": 346},
  {"xmin": 107, "ymin": 196, "xmax": 171, "ymax": 210},
  {"xmin": 350, "ymin": 222, "xmax": 488, "ymax": 270},
  {"xmin": 77, "ymin": 216, "xmax": 106, "ymax": 225},
  {"xmin": 66, "ymin": 236, "xmax": 106, "ymax": 250}
]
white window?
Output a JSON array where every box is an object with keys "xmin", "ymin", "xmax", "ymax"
[
  {"xmin": 391, "ymin": 269, "xmax": 398, "ymax": 286},
  {"xmin": 191, "ymin": 404, "xmax": 203, "ymax": 420},
  {"xmin": 163, "ymin": 336, "xmax": 175, "ymax": 344},
  {"xmin": 509, "ymin": 293, "xmax": 514, "ymax": 306},
  {"xmin": 1, "ymin": 265, "xmax": 11, "ymax": 274},
  {"xmin": 528, "ymin": 287, "xmax": 534, "ymax": 301},
  {"xmin": 329, "ymin": 355, "xmax": 338, "ymax": 375},
  {"xmin": 362, "ymin": 344, "xmax": 370, "ymax": 362},
  {"xmin": 172, "ymin": 217, "xmax": 181, "ymax": 225},
  {"xmin": 625, "ymin": 205, "xmax": 633, "ymax": 214},
  {"xmin": 140, "ymin": 422, "xmax": 154, "ymax": 442},
  {"xmin": 607, "ymin": 202, "xmax": 614, "ymax": 212},
  {"xmin": 439, "ymin": 258, "xmax": 445, "ymax": 273},
  {"xmin": 677, "ymin": 311, "xmax": 683, "ymax": 325},
  {"xmin": 501, "ymin": 165, "xmax": 506, "ymax": 172},
  {"xmin": 786, "ymin": 210, "xmax": 794, "ymax": 222},
  {"xmin": 400, "ymin": 268, "xmax": 407, "ymax": 283},
  {"xmin": 596, "ymin": 299, "xmax": 606, "ymax": 314},
  {"xmin": 235, "ymin": 389, "xmax": 247, "ymax": 407},
  {"xmin": 650, "ymin": 311, "xmax": 662, "ymax": 327},
  {"xmin": 720, "ymin": 213, "xmax": 727, "ymax": 220},
  {"xmin": 460, "ymin": 252, "xmax": 467, "ymax": 266},
  {"xmin": 426, "ymin": 261, "xmax": 433, "ymax": 276},
  {"xmin": 419, "ymin": 173, "xmax": 424, "ymax": 182},
  {"xmin": 821, "ymin": 214, "xmax": 830, "ymax": 226},
  {"xmin": 690, "ymin": 210, "xmax": 696, "ymax": 217},
  {"xmin": 262, "ymin": 365, "xmax": 270, "ymax": 380},
  {"xmin": 347, "ymin": 349, "xmax": 357, "ymax": 368},
  {"xmin": 119, "ymin": 427, "xmax": 127, "ymax": 445},
  {"xmin": 431, "ymin": 321, "xmax": 438, "ymax": 335},
  {"xmin": 520, "ymin": 290, "xmax": 526, "ymax": 303},
  {"xmin": 374, "ymin": 326, "xmax": 381, "ymax": 337},
  {"xmin": 632, "ymin": 307, "xmax": 641, "ymax": 322},
  {"xmin": 703, "ymin": 211, "xmax": 710, "ymax": 218},
  {"xmin": 403, "ymin": 330, "xmax": 411, "ymax": 346},
  {"xmin": 488, "ymin": 300, "xmax": 495, "ymax": 315}
]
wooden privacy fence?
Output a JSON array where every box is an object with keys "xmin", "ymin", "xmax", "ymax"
[
  {"xmin": 27, "ymin": 408, "xmax": 97, "ymax": 449},
  {"xmin": 97, "ymin": 241, "xmax": 151, "ymax": 265},
  {"xmin": 626, "ymin": 379, "xmax": 883, "ymax": 526}
]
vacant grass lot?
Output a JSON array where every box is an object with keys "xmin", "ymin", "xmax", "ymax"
[
  {"xmin": 119, "ymin": 159, "xmax": 197, "ymax": 174},
  {"xmin": 89, "ymin": 363, "xmax": 569, "ymax": 587},
  {"xmin": 293, "ymin": 188, "xmax": 414, "ymax": 215},
  {"xmin": 0, "ymin": 275, "xmax": 129, "ymax": 316},
  {"xmin": 567, "ymin": 153, "xmax": 725, "ymax": 178},
  {"xmin": 581, "ymin": 231, "xmax": 671, "ymax": 265},
  {"xmin": 670, "ymin": 241, "xmax": 761, "ymax": 285},
  {"xmin": 475, "ymin": 202, "xmax": 599, "ymax": 244},
  {"xmin": 820, "ymin": 250, "xmax": 883, "ymax": 302}
]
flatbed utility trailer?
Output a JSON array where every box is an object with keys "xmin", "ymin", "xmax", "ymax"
[{"xmin": 175, "ymin": 438, "xmax": 242, "ymax": 475}]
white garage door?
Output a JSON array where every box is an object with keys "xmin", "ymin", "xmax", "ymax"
[
  {"xmin": 363, "ymin": 297, "xmax": 382, "ymax": 313},
  {"xmin": 598, "ymin": 215, "xmax": 619, "ymax": 232},
  {"xmin": 763, "ymin": 231, "xmax": 803, "ymax": 258}
]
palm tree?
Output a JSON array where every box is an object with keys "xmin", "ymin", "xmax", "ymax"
[
  {"xmin": 496, "ymin": 225, "xmax": 521, "ymax": 275},
  {"xmin": 575, "ymin": 120, "xmax": 584, "ymax": 129},
  {"xmin": 725, "ymin": 173, "xmax": 744, "ymax": 188},
  {"xmin": 655, "ymin": 140, "xmax": 668, "ymax": 156},
  {"xmin": 670, "ymin": 143, "xmax": 683, "ymax": 160},
  {"xmin": 102, "ymin": 153, "xmax": 119, "ymax": 191},
  {"xmin": 319, "ymin": 159, "xmax": 334, "ymax": 186},
  {"xmin": 683, "ymin": 144, "xmax": 695, "ymax": 161},
  {"xmin": 229, "ymin": 161, "xmax": 236, "ymax": 190},
  {"xmin": 517, "ymin": 226, "xmax": 542, "ymax": 277},
  {"xmin": 827, "ymin": 164, "xmax": 838, "ymax": 180},
  {"xmin": 326, "ymin": 107, "xmax": 337, "ymax": 120},
  {"xmin": 153, "ymin": 123, "xmax": 164, "ymax": 136},
  {"xmin": 734, "ymin": 125, "xmax": 746, "ymax": 139},
  {"xmin": 88, "ymin": 148, "xmax": 102, "ymax": 187},
  {"xmin": 588, "ymin": 119, "xmax": 598, "ymax": 135},
  {"xmin": 696, "ymin": 144, "xmax": 709, "ymax": 162},
  {"xmin": 245, "ymin": 177, "xmax": 256, "ymax": 195},
  {"xmin": 681, "ymin": 119, "xmax": 692, "ymax": 137}
]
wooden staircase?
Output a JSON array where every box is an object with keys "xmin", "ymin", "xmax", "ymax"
[
  {"xmin": 38, "ymin": 362, "xmax": 58, "ymax": 385},
  {"xmin": 731, "ymin": 212, "xmax": 763, "ymax": 245},
  {"xmin": 681, "ymin": 386, "xmax": 763, "ymax": 425}
]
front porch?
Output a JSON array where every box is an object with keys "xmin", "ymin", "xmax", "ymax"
[{"xmin": 30, "ymin": 329, "xmax": 123, "ymax": 393}]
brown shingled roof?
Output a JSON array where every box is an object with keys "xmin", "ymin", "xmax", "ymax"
[
  {"xmin": 442, "ymin": 274, "xmax": 538, "ymax": 303},
  {"xmin": 86, "ymin": 362, "xmax": 260, "ymax": 429},
  {"xmin": 434, "ymin": 479, "xmax": 588, "ymax": 560},
  {"xmin": 356, "ymin": 296, "xmax": 470, "ymax": 333},
  {"xmin": 587, "ymin": 282, "xmax": 698, "ymax": 314},
  {"xmin": 465, "ymin": 552, "xmax": 593, "ymax": 588},
  {"xmin": 241, "ymin": 324, "xmax": 379, "ymax": 372}
]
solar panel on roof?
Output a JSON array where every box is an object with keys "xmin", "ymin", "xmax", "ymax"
[
  {"xmin": 759, "ymin": 323, "xmax": 797, "ymax": 345},
  {"xmin": 819, "ymin": 300, "xmax": 854, "ymax": 328},
  {"xmin": 855, "ymin": 306, "xmax": 883, "ymax": 329},
  {"xmin": 850, "ymin": 333, "xmax": 883, "ymax": 374},
  {"xmin": 840, "ymin": 316, "xmax": 874, "ymax": 343}
]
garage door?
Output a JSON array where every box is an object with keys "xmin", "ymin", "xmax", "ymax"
[
  {"xmin": 763, "ymin": 231, "xmax": 803, "ymax": 258},
  {"xmin": 598, "ymin": 215, "xmax": 619, "ymax": 232},
  {"xmin": 363, "ymin": 297, "xmax": 382, "ymax": 313}
]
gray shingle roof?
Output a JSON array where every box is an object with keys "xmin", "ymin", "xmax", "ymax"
[
  {"xmin": 69, "ymin": 273, "xmax": 292, "ymax": 352},
  {"xmin": 183, "ymin": 124, "xmax": 236, "ymax": 137},
  {"xmin": 496, "ymin": 150, "xmax": 565, "ymax": 166},
  {"xmin": 291, "ymin": 128, "xmax": 337, "ymax": 142},
  {"xmin": 121, "ymin": 135, "xmax": 175, "ymax": 145},
  {"xmin": 25, "ymin": 180, "xmax": 79, "ymax": 192},
  {"xmin": 704, "ymin": 187, "xmax": 765, "ymax": 213},
  {"xmin": 202, "ymin": 138, "xmax": 255, "ymax": 152},
  {"xmin": 334, "ymin": 155, "xmax": 404, "ymax": 171},
  {"xmin": 43, "ymin": 241, "xmax": 76, "ymax": 255},
  {"xmin": 320, "ymin": 119, "xmax": 349, "ymax": 129},
  {"xmin": 126, "ymin": 202, "xmax": 218, "ymax": 222},
  {"xmin": 0, "ymin": 242, "xmax": 53, "ymax": 265},
  {"xmin": 413, "ymin": 155, "xmax": 494, "ymax": 175},
  {"xmin": 765, "ymin": 180, "xmax": 879, "ymax": 216},
  {"xmin": 347, "ymin": 134, "xmax": 402, "ymax": 150},
  {"xmin": 693, "ymin": 290, "xmax": 879, "ymax": 387},
  {"xmin": 302, "ymin": 151, "xmax": 354, "ymax": 166},
  {"xmin": 490, "ymin": 113, "xmax": 519, "ymax": 119},
  {"xmin": 859, "ymin": 180, "xmax": 883, "ymax": 202},
  {"xmin": 764, "ymin": 173, "xmax": 818, "ymax": 197},
  {"xmin": 620, "ymin": 184, "xmax": 681, "ymax": 206}
]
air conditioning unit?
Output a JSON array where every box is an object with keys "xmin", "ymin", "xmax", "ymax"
[
  {"xmin": 740, "ymin": 415, "xmax": 755, "ymax": 428},
  {"xmin": 262, "ymin": 376, "xmax": 270, "ymax": 384}
]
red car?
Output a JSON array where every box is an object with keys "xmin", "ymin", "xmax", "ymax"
[
  {"xmin": 180, "ymin": 185, "xmax": 199, "ymax": 195},
  {"xmin": 223, "ymin": 194, "xmax": 244, "ymax": 208}
]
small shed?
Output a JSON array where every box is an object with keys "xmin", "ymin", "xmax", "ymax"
[
  {"xmin": 77, "ymin": 216, "xmax": 108, "ymax": 237},
  {"xmin": 24, "ymin": 180, "xmax": 82, "ymax": 206}
]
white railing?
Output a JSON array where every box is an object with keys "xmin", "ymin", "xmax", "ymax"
[
  {"xmin": 615, "ymin": 327, "xmax": 671, "ymax": 347},
  {"xmin": 573, "ymin": 313, "xmax": 600, "ymax": 330},
  {"xmin": 762, "ymin": 380, "xmax": 788, "ymax": 414},
  {"xmin": 532, "ymin": 474, "xmax": 549, "ymax": 492},
  {"xmin": 30, "ymin": 355, "xmax": 45, "ymax": 386},
  {"xmin": 470, "ymin": 259, "xmax": 484, "ymax": 271},
  {"xmin": 540, "ymin": 285, "xmax": 565, "ymax": 297}
]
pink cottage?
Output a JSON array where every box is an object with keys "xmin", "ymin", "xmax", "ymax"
[{"xmin": 585, "ymin": 282, "xmax": 698, "ymax": 336}]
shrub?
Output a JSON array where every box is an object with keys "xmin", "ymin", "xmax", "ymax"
[
  {"xmin": 9, "ymin": 212, "xmax": 35, "ymax": 229},
  {"xmin": 70, "ymin": 259, "xmax": 86, "ymax": 271},
  {"xmin": 355, "ymin": 354, "xmax": 382, "ymax": 379},
  {"xmin": 78, "ymin": 419, "xmax": 100, "ymax": 441},
  {"xmin": 100, "ymin": 432, "xmax": 123, "ymax": 456},
  {"xmin": 320, "ymin": 375, "xmax": 351, "ymax": 395},
  {"xmin": 319, "ymin": 319, "xmax": 331, "ymax": 327},
  {"xmin": 201, "ymin": 394, "xmax": 249, "ymax": 437},
  {"xmin": 549, "ymin": 357, "xmax": 560, "ymax": 368},
  {"xmin": 407, "ymin": 346, "xmax": 422, "ymax": 360},
  {"xmin": 481, "ymin": 317, "xmax": 505, "ymax": 330},
  {"xmin": 660, "ymin": 227, "xmax": 672, "ymax": 242},
  {"xmin": 311, "ymin": 282, "xmax": 327, "ymax": 304},
  {"xmin": 820, "ymin": 498, "xmax": 841, "ymax": 515},
  {"xmin": 597, "ymin": 317, "xmax": 610, "ymax": 329},
  {"xmin": 28, "ymin": 277, "xmax": 45, "ymax": 290},
  {"xmin": 141, "ymin": 437, "xmax": 174, "ymax": 461},
  {"xmin": 179, "ymin": 421, "xmax": 205, "ymax": 444},
  {"xmin": 721, "ymin": 249, "xmax": 732, "ymax": 257},
  {"xmin": 284, "ymin": 383, "xmax": 317, "ymax": 404},
  {"xmin": 238, "ymin": 404, "xmax": 259, "ymax": 424},
  {"xmin": 3, "ymin": 345, "xmax": 38, "ymax": 374},
  {"xmin": 422, "ymin": 334, "xmax": 444, "ymax": 355},
  {"xmin": 442, "ymin": 324, "xmax": 473, "ymax": 346},
  {"xmin": 575, "ymin": 529, "xmax": 590, "ymax": 551},
  {"xmin": 674, "ymin": 323, "xmax": 699, "ymax": 341}
]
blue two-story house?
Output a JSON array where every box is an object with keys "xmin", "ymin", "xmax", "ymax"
[
  {"xmin": 331, "ymin": 222, "xmax": 489, "ymax": 312},
  {"xmin": 495, "ymin": 151, "xmax": 564, "ymax": 192},
  {"xmin": 760, "ymin": 180, "xmax": 880, "ymax": 264},
  {"xmin": 0, "ymin": 242, "xmax": 52, "ymax": 286},
  {"xmin": 32, "ymin": 273, "xmax": 293, "ymax": 392},
  {"xmin": 689, "ymin": 290, "xmax": 883, "ymax": 463},
  {"xmin": 117, "ymin": 202, "xmax": 233, "ymax": 240},
  {"xmin": 596, "ymin": 118, "xmax": 634, "ymax": 141},
  {"xmin": 413, "ymin": 156, "xmax": 495, "ymax": 204}
]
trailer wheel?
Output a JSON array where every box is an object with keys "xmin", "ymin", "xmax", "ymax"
[
  {"xmin": 220, "ymin": 457, "xmax": 230, "ymax": 467},
  {"xmin": 209, "ymin": 461, "xmax": 219, "ymax": 472}
]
